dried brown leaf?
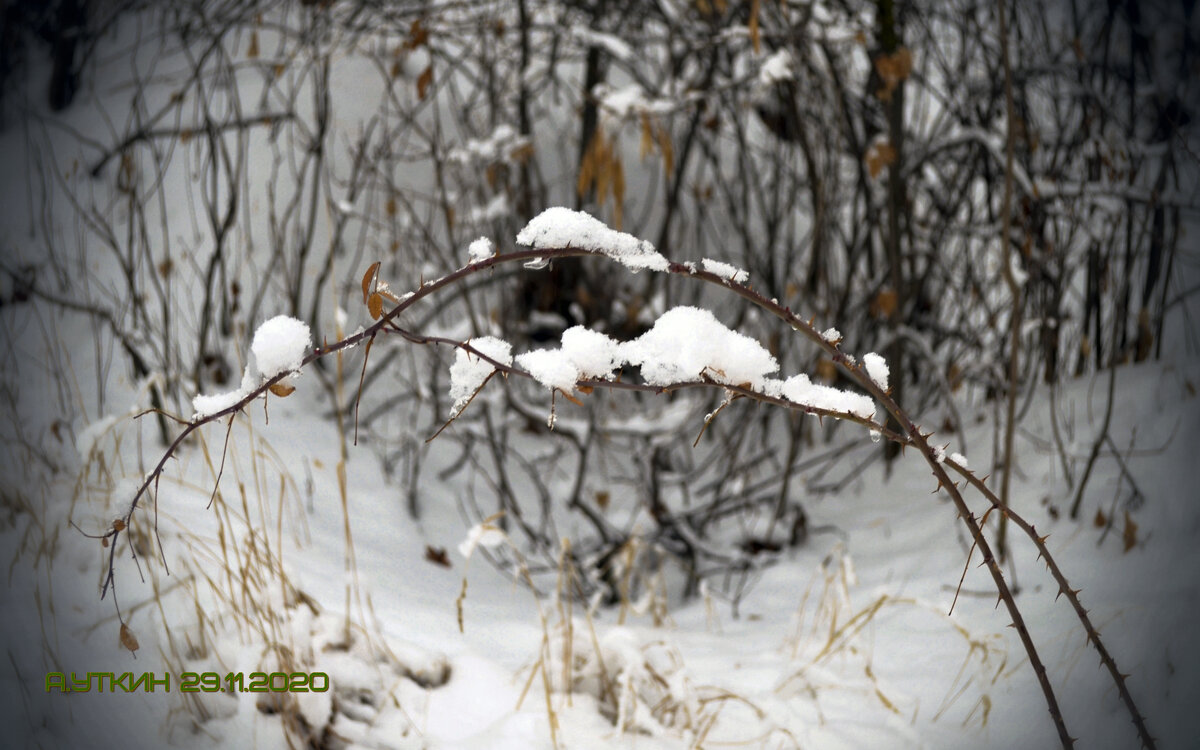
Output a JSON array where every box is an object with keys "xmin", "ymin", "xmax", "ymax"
[
  {"xmin": 865, "ymin": 141, "xmax": 896, "ymax": 179},
  {"xmin": 406, "ymin": 18, "xmax": 429, "ymax": 50},
  {"xmin": 870, "ymin": 288, "xmax": 899, "ymax": 319},
  {"xmin": 417, "ymin": 66, "xmax": 433, "ymax": 100},
  {"xmin": 362, "ymin": 262, "xmax": 380, "ymax": 304},
  {"xmin": 368, "ymin": 292, "xmax": 384, "ymax": 320},
  {"xmin": 1122, "ymin": 511, "xmax": 1138, "ymax": 553},
  {"xmin": 119, "ymin": 623, "xmax": 139, "ymax": 653},
  {"xmin": 268, "ymin": 382, "xmax": 296, "ymax": 397},
  {"xmin": 558, "ymin": 389, "xmax": 585, "ymax": 407}
]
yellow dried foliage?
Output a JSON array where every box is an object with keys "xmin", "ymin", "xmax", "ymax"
[
  {"xmin": 417, "ymin": 66, "xmax": 433, "ymax": 100},
  {"xmin": 874, "ymin": 47, "xmax": 913, "ymax": 101},
  {"xmin": 749, "ymin": 0, "xmax": 761, "ymax": 53},
  {"xmin": 865, "ymin": 140, "xmax": 897, "ymax": 178}
]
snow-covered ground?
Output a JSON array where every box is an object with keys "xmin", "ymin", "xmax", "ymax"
[{"xmin": 4, "ymin": 300, "xmax": 1199, "ymax": 749}]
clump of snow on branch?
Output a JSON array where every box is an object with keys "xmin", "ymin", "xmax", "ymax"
[
  {"xmin": 447, "ymin": 123, "xmax": 529, "ymax": 165},
  {"xmin": 763, "ymin": 374, "xmax": 875, "ymax": 420},
  {"xmin": 571, "ymin": 26, "xmax": 634, "ymax": 62},
  {"xmin": 950, "ymin": 452, "xmax": 969, "ymax": 469},
  {"xmin": 252, "ymin": 315, "xmax": 312, "ymax": 379},
  {"xmin": 821, "ymin": 327, "xmax": 842, "ymax": 343},
  {"xmin": 458, "ymin": 522, "xmax": 505, "ymax": 560},
  {"xmin": 759, "ymin": 49, "xmax": 795, "ymax": 85},
  {"xmin": 192, "ymin": 366, "xmax": 259, "ymax": 419},
  {"xmin": 863, "ymin": 352, "xmax": 889, "ymax": 391},
  {"xmin": 701, "ymin": 258, "xmax": 749, "ymax": 284},
  {"xmin": 592, "ymin": 82, "xmax": 675, "ymax": 118},
  {"xmin": 620, "ymin": 306, "xmax": 778, "ymax": 387},
  {"xmin": 191, "ymin": 315, "xmax": 311, "ymax": 419},
  {"xmin": 516, "ymin": 207, "xmax": 669, "ymax": 272},
  {"xmin": 515, "ymin": 326, "xmax": 623, "ymax": 394},
  {"xmin": 448, "ymin": 337, "xmax": 513, "ymax": 417},
  {"xmin": 561, "ymin": 325, "xmax": 622, "ymax": 380},
  {"xmin": 467, "ymin": 236, "xmax": 494, "ymax": 263},
  {"xmin": 516, "ymin": 349, "xmax": 580, "ymax": 392}
]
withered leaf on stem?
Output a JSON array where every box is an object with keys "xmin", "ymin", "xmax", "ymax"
[
  {"xmin": 557, "ymin": 389, "xmax": 585, "ymax": 407},
  {"xmin": 268, "ymin": 382, "xmax": 296, "ymax": 397},
  {"xmin": 1122, "ymin": 511, "xmax": 1138, "ymax": 553},
  {"xmin": 816, "ymin": 358, "xmax": 838, "ymax": 383},
  {"xmin": 119, "ymin": 622, "xmax": 139, "ymax": 653},
  {"xmin": 865, "ymin": 140, "xmax": 897, "ymax": 179},
  {"xmin": 406, "ymin": 18, "xmax": 428, "ymax": 50},
  {"xmin": 870, "ymin": 288, "xmax": 899, "ymax": 319},
  {"xmin": 362, "ymin": 261, "xmax": 380, "ymax": 304},
  {"xmin": 368, "ymin": 292, "xmax": 384, "ymax": 320},
  {"xmin": 417, "ymin": 66, "xmax": 433, "ymax": 100}
]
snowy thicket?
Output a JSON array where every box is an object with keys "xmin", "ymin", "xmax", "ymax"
[{"xmin": 3, "ymin": 2, "xmax": 1195, "ymax": 749}]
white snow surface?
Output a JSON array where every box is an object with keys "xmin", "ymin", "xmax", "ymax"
[
  {"xmin": 516, "ymin": 207, "xmax": 669, "ymax": 272},
  {"xmin": 252, "ymin": 315, "xmax": 312, "ymax": 379},
  {"xmin": 863, "ymin": 351, "xmax": 890, "ymax": 391},
  {"xmin": 619, "ymin": 306, "xmax": 778, "ymax": 387},
  {"xmin": 515, "ymin": 349, "xmax": 580, "ymax": 392},
  {"xmin": 448, "ymin": 337, "xmax": 513, "ymax": 417},
  {"xmin": 560, "ymin": 325, "xmax": 622, "ymax": 380}
]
